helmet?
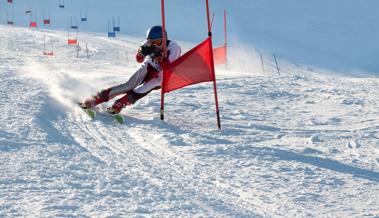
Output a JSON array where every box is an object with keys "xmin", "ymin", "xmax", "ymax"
[{"xmin": 146, "ymin": 25, "xmax": 167, "ymax": 40}]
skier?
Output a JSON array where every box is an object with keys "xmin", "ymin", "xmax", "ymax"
[{"xmin": 80, "ymin": 25, "xmax": 181, "ymax": 115}]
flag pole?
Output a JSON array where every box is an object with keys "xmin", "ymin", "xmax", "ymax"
[
  {"xmin": 206, "ymin": 0, "xmax": 221, "ymax": 129},
  {"xmin": 160, "ymin": 0, "xmax": 167, "ymax": 121},
  {"xmin": 210, "ymin": 12, "xmax": 214, "ymax": 30},
  {"xmin": 51, "ymin": 36, "xmax": 53, "ymax": 54},
  {"xmin": 44, "ymin": 34, "xmax": 46, "ymax": 54},
  {"xmin": 29, "ymin": 11, "xmax": 32, "ymax": 29}
]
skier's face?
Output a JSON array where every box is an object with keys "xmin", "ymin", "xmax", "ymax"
[{"xmin": 148, "ymin": 38, "xmax": 163, "ymax": 47}]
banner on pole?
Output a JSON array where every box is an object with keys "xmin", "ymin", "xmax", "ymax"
[
  {"xmin": 81, "ymin": 10, "xmax": 87, "ymax": 22},
  {"xmin": 68, "ymin": 24, "xmax": 79, "ymax": 44},
  {"xmin": 43, "ymin": 10, "xmax": 51, "ymax": 25},
  {"xmin": 59, "ymin": 0, "xmax": 65, "ymax": 9},
  {"xmin": 29, "ymin": 11, "xmax": 37, "ymax": 29},
  {"xmin": 162, "ymin": 37, "xmax": 214, "ymax": 93},
  {"xmin": 25, "ymin": 3, "xmax": 31, "ymax": 14},
  {"xmin": 213, "ymin": 46, "xmax": 226, "ymax": 65},
  {"xmin": 7, "ymin": 11, "xmax": 14, "ymax": 25}
]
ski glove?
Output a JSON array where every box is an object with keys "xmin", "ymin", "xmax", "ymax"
[{"xmin": 139, "ymin": 45, "xmax": 160, "ymax": 59}]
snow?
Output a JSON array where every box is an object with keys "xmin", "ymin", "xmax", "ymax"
[{"xmin": 1, "ymin": 0, "xmax": 379, "ymax": 217}]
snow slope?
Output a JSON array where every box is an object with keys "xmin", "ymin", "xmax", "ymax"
[{"xmin": 1, "ymin": 0, "xmax": 379, "ymax": 217}]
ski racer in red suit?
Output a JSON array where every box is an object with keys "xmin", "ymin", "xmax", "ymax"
[{"xmin": 80, "ymin": 26, "xmax": 181, "ymax": 115}]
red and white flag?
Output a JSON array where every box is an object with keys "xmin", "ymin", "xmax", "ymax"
[{"xmin": 162, "ymin": 37, "xmax": 214, "ymax": 93}]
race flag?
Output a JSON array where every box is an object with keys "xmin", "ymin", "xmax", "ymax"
[
  {"xmin": 213, "ymin": 45, "xmax": 226, "ymax": 65},
  {"xmin": 161, "ymin": 37, "xmax": 214, "ymax": 93}
]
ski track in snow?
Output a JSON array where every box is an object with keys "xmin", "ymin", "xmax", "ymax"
[{"xmin": 1, "ymin": 15, "xmax": 379, "ymax": 218}]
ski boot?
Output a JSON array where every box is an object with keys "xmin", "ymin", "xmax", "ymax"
[
  {"xmin": 105, "ymin": 106, "xmax": 124, "ymax": 124},
  {"xmin": 78, "ymin": 102, "xmax": 96, "ymax": 119}
]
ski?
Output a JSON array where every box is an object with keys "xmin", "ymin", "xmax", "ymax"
[
  {"xmin": 77, "ymin": 102, "xmax": 96, "ymax": 119},
  {"xmin": 101, "ymin": 104, "xmax": 124, "ymax": 124}
]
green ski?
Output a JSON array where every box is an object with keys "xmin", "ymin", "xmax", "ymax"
[
  {"xmin": 78, "ymin": 103, "xmax": 96, "ymax": 119},
  {"xmin": 101, "ymin": 104, "xmax": 124, "ymax": 124}
]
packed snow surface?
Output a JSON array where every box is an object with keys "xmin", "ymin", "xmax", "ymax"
[{"xmin": 1, "ymin": 0, "xmax": 379, "ymax": 217}]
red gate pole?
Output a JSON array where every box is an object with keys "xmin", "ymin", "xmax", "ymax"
[
  {"xmin": 77, "ymin": 41, "xmax": 79, "ymax": 58},
  {"xmin": 160, "ymin": 0, "xmax": 167, "ymax": 121},
  {"xmin": 51, "ymin": 36, "xmax": 53, "ymax": 55},
  {"xmin": 44, "ymin": 34, "xmax": 46, "ymax": 54},
  {"xmin": 29, "ymin": 11, "xmax": 32, "ymax": 29},
  {"xmin": 210, "ymin": 12, "xmax": 214, "ymax": 30},
  {"xmin": 76, "ymin": 24, "xmax": 79, "ymax": 41},
  {"xmin": 126, "ymin": 51, "xmax": 129, "ymax": 64},
  {"xmin": 206, "ymin": 0, "xmax": 221, "ymax": 129},
  {"xmin": 86, "ymin": 43, "xmax": 89, "ymax": 59}
]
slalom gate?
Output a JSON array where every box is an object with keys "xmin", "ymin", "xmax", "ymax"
[
  {"xmin": 80, "ymin": 10, "xmax": 87, "ymax": 22},
  {"xmin": 159, "ymin": 0, "xmax": 222, "ymax": 129},
  {"xmin": 43, "ymin": 34, "xmax": 53, "ymax": 56},
  {"xmin": 29, "ymin": 10, "xmax": 37, "ymax": 29},
  {"xmin": 71, "ymin": 17, "xmax": 78, "ymax": 29},
  {"xmin": 25, "ymin": 3, "xmax": 31, "ymax": 14},
  {"xmin": 117, "ymin": 50, "xmax": 129, "ymax": 63},
  {"xmin": 113, "ymin": 16, "xmax": 120, "ymax": 32},
  {"xmin": 43, "ymin": 10, "xmax": 51, "ymax": 26},
  {"xmin": 108, "ymin": 20, "xmax": 115, "ymax": 37},
  {"xmin": 59, "ymin": 0, "xmax": 64, "ymax": 9},
  {"xmin": 7, "ymin": 11, "xmax": 14, "ymax": 25},
  {"xmin": 68, "ymin": 24, "xmax": 79, "ymax": 44},
  {"xmin": 75, "ymin": 42, "xmax": 90, "ymax": 59}
]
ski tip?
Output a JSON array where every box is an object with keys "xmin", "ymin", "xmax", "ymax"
[
  {"xmin": 83, "ymin": 109, "xmax": 96, "ymax": 119},
  {"xmin": 88, "ymin": 110, "xmax": 96, "ymax": 119},
  {"xmin": 114, "ymin": 115, "xmax": 124, "ymax": 124},
  {"xmin": 78, "ymin": 103, "xmax": 96, "ymax": 119}
]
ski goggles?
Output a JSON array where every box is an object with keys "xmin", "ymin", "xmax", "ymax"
[{"xmin": 148, "ymin": 38, "xmax": 163, "ymax": 46}]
